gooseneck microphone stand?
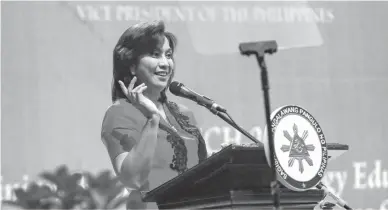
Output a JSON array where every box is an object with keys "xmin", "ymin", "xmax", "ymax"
[{"xmin": 208, "ymin": 108, "xmax": 261, "ymax": 145}]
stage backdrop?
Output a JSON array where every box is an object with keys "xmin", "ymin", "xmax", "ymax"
[{"xmin": 1, "ymin": 1, "xmax": 388, "ymax": 209}]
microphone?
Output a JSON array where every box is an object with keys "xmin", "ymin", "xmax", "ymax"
[
  {"xmin": 169, "ymin": 81, "xmax": 227, "ymax": 113},
  {"xmin": 316, "ymin": 183, "xmax": 353, "ymax": 210}
]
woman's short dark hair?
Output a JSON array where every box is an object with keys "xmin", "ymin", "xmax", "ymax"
[{"xmin": 111, "ymin": 20, "xmax": 177, "ymax": 103}]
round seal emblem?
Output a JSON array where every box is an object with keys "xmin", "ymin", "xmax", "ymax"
[{"xmin": 262, "ymin": 105, "xmax": 328, "ymax": 191}]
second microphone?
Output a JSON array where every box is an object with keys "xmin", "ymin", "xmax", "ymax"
[{"xmin": 169, "ymin": 81, "xmax": 227, "ymax": 113}]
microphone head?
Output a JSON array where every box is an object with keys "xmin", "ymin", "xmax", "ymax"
[{"xmin": 169, "ymin": 81, "xmax": 183, "ymax": 96}]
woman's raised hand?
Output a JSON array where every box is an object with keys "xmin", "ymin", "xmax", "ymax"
[{"xmin": 118, "ymin": 76, "xmax": 160, "ymax": 119}]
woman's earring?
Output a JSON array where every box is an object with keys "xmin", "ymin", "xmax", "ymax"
[{"xmin": 130, "ymin": 66, "xmax": 136, "ymax": 76}]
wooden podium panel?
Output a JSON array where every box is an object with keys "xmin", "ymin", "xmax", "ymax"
[
  {"xmin": 143, "ymin": 143, "xmax": 348, "ymax": 209},
  {"xmin": 156, "ymin": 189, "xmax": 323, "ymax": 209}
]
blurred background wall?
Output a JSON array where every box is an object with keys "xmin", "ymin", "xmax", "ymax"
[{"xmin": 1, "ymin": 1, "xmax": 388, "ymax": 209}]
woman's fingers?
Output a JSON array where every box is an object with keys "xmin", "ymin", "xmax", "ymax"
[
  {"xmin": 118, "ymin": 80, "xmax": 128, "ymax": 95},
  {"xmin": 136, "ymin": 85, "xmax": 147, "ymax": 94},
  {"xmin": 132, "ymin": 83, "xmax": 146, "ymax": 93},
  {"xmin": 119, "ymin": 77, "xmax": 149, "ymax": 107},
  {"xmin": 133, "ymin": 85, "xmax": 147, "ymax": 103},
  {"xmin": 128, "ymin": 76, "xmax": 137, "ymax": 91}
]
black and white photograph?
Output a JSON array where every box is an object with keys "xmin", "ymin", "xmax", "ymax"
[{"xmin": 1, "ymin": 1, "xmax": 388, "ymax": 209}]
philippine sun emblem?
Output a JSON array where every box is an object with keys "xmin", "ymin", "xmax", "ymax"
[
  {"xmin": 280, "ymin": 123, "xmax": 315, "ymax": 173},
  {"xmin": 263, "ymin": 105, "xmax": 328, "ymax": 191}
]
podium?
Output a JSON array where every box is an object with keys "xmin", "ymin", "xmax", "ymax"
[{"xmin": 142, "ymin": 143, "xmax": 348, "ymax": 209}]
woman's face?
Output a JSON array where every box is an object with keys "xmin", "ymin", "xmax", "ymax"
[{"xmin": 133, "ymin": 36, "xmax": 174, "ymax": 92}]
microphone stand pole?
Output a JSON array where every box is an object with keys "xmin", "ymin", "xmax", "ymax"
[{"xmin": 238, "ymin": 40, "xmax": 280, "ymax": 210}]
